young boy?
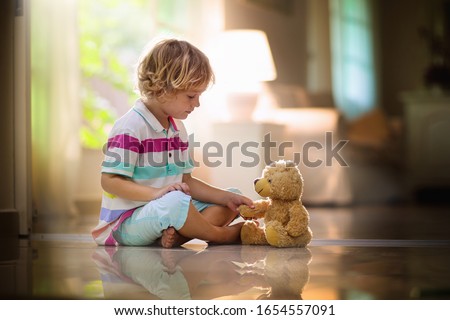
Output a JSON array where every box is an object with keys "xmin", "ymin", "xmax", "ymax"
[{"xmin": 91, "ymin": 39, "xmax": 254, "ymax": 248}]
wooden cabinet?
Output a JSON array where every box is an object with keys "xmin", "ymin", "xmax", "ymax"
[{"xmin": 401, "ymin": 92, "xmax": 450, "ymax": 191}]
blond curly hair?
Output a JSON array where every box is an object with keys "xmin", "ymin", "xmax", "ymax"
[{"xmin": 137, "ymin": 39, "xmax": 214, "ymax": 102}]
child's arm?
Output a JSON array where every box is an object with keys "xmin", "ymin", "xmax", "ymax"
[
  {"xmin": 101, "ymin": 173, "xmax": 190, "ymax": 202},
  {"xmin": 182, "ymin": 174, "xmax": 254, "ymax": 212}
]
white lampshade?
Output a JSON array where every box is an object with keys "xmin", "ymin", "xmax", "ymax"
[
  {"xmin": 208, "ymin": 29, "xmax": 277, "ymax": 87},
  {"xmin": 207, "ymin": 29, "xmax": 277, "ymax": 122}
]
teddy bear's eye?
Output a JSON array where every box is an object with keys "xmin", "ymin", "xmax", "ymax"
[{"xmin": 268, "ymin": 179, "xmax": 272, "ymax": 183}]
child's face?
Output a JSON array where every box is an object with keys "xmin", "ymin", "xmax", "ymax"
[{"xmin": 161, "ymin": 87, "xmax": 206, "ymax": 120}]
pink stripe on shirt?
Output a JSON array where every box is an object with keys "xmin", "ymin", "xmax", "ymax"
[
  {"xmin": 107, "ymin": 134, "xmax": 188, "ymax": 153},
  {"xmin": 141, "ymin": 137, "xmax": 188, "ymax": 152},
  {"xmin": 107, "ymin": 134, "xmax": 141, "ymax": 152}
]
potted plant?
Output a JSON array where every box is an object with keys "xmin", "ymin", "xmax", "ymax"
[{"xmin": 419, "ymin": 0, "xmax": 450, "ymax": 92}]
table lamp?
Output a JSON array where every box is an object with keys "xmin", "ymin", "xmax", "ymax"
[{"xmin": 208, "ymin": 29, "xmax": 277, "ymax": 121}]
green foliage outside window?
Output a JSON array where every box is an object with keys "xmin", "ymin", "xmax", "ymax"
[
  {"xmin": 78, "ymin": 0, "xmax": 187, "ymax": 149},
  {"xmin": 78, "ymin": 0, "xmax": 149, "ymax": 149}
]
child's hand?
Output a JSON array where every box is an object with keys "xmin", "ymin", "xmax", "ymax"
[
  {"xmin": 225, "ymin": 193, "xmax": 254, "ymax": 213},
  {"xmin": 159, "ymin": 182, "xmax": 190, "ymax": 198},
  {"xmin": 238, "ymin": 200, "xmax": 268, "ymax": 220}
]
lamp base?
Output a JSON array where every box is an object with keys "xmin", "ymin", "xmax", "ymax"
[{"xmin": 226, "ymin": 92, "xmax": 258, "ymax": 122}]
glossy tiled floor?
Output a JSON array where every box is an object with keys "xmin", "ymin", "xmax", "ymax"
[{"xmin": 2, "ymin": 204, "xmax": 450, "ymax": 300}]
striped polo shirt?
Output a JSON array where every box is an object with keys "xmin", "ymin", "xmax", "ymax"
[{"xmin": 92, "ymin": 99, "xmax": 194, "ymax": 245}]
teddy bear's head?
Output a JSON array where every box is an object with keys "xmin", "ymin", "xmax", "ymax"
[{"xmin": 254, "ymin": 160, "xmax": 303, "ymax": 201}]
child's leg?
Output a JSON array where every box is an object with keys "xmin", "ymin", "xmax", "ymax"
[
  {"xmin": 113, "ymin": 190, "xmax": 242, "ymax": 248},
  {"xmin": 160, "ymin": 204, "xmax": 239, "ymax": 248},
  {"xmin": 113, "ymin": 191, "xmax": 191, "ymax": 247},
  {"xmin": 177, "ymin": 202, "xmax": 243, "ymax": 244},
  {"xmin": 190, "ymin": 187, "xmax": 241, "ymax": 227},
  {"xmin": 201, "ymin": 205, "xmax": 239, "ymax": 227}
]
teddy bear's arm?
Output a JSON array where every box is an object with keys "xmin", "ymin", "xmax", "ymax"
[
  {"xmin": 238, "ymin": 199, "xmax": 270, "ymax": 219},
  {"xmin": 286, "ymin": 204, "xmax": 310, "ymax": 237}
]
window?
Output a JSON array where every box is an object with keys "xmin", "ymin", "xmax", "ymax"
[
  {"xmin": 330, "ymin": 0, "xmax": 378, "ymax": 120},
  {"xmin": 78, "ymin": 0, "xmax": 202, "ymax": 149}
]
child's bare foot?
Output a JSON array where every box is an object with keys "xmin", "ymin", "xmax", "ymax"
[
  {"xmin": 159, "ymin": 227, "xmax": 189, "ymax": 248},
  {"xmin": 160, "ymin": 227, "xmax": 178, "ymax": 248}
]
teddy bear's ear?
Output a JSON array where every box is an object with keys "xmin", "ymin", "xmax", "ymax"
[
  {"xmin": 285, "ymin": 160, "xmax": 296, "ymax": 168},
  {"xmin": 268, "ymin": 160, "xmax": 297, "ymax": 169}
]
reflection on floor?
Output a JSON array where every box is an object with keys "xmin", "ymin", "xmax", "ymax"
[{"xmin": 2, "ymin": 204, "xmax": 450, "ymax": 300}]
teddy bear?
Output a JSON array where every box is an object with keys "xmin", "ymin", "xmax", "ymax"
[{"xmin": 238, "ymin": 160, "xmax": 312, "ymax": 247}]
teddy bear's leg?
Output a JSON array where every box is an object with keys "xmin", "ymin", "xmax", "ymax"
[
  {"xmin": 294, "ymin": 227, "xmax": 313, "ymax": 247},
  {"xmin": 265, "ymin": 221, "xmax": 312, "ymax": 248},
  {"xmin": 241, "ymin": 221, "xmax": 269, "ymax": 245},
  {"xmin": 264, "ymin": 221, "xmax": 287, "ymax": 247},
  {"xmin": 304, "ymin": 227, "xmax": 313, "ymax": 244}
]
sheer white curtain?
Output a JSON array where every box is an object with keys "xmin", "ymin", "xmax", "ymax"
[{"xmin": 31, "ymin": 0, "xmax": 81, "ymax": 217}]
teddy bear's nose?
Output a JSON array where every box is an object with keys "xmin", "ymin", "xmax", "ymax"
[{"xmin": 253, "ymin": 178, "xmax": 259, "ymax": 186}]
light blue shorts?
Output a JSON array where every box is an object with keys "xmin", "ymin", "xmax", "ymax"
[{"xmin": 113, "ymin": 188, "xmax": 240, "ymax": 246}]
